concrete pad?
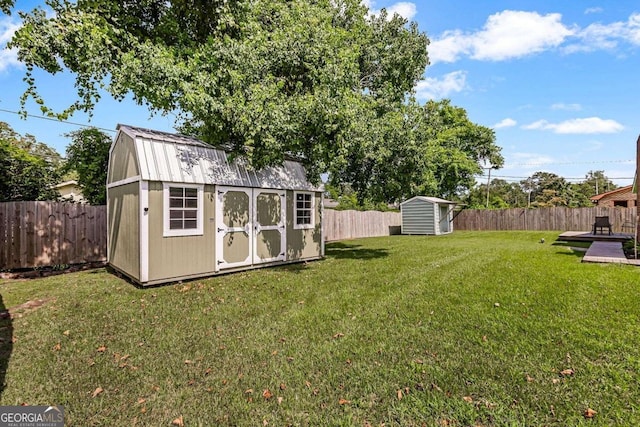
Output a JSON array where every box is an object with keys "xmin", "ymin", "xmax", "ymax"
[{"xmin": 582, "ymin": 241, "xmax": 640, "ymax": 265}]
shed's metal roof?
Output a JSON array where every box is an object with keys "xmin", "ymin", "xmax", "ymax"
[
  {"xmin": 117, "ymin": 124, "xmax": 322, "ymax": 191},
  {"xmin": 400, "ymin": 196, "xmax": 457, "ymax": 206}
]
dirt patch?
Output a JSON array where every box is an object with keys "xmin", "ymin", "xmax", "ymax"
[{"xmin": 3, "ymin": 297, "xmax": 55, "ymax": 319}]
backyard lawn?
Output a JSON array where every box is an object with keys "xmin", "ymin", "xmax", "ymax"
[{"xmin": 0, "ymin": 231, "xmax": 639, "ymax": 426}]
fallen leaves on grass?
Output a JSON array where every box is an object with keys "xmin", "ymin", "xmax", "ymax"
[
  {"xmin": 172, "ymin": 416, "xmax": 184, "ymax": 426},
  {"xmin": 584, "ymin": 408, "xmax": 597, "ymax": 419},
  {"xmin": 526, "ymin": 375, "xmax": 535, "ymax": 382},
  {"xmin": 96, "ymin": 345, "xmax": 107, "ymax": 353},
  {"xmin": 52, "ymin": 343, "xmax": 61, "ymax": 351},
  {"xmin": 262, "ymin": 389, "xmax": 273, "ymax": 400},
  {"xmin": 560, "ymin": 368, "xmax": 575, "ymax": 377},
  {"xmin": 62, "ymin": 330, "xmax": 70, "ymax": 336},
  {"xmin": 463, "ymin": 396, "xmax": 473, "ymax": 403},
  {"xmin": 332, "ymin": 332, "xmax": 345, "ymax": 339},
  {"xmin": 338, "ymin": 398, "xmax": 350, "ymax": 405},
  {"xmin": 92, "ymin": 387, "xmax": 104, "ymax": 398}
]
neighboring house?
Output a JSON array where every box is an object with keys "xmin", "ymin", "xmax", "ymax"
[
  {"xmin": 590, "ymin": 185, "xmax": 636, "ymax": 207},
  {"xmin": 107, "ymin": 125, "xmax": 324, "ymax": 286},
  {"xmin": 54, "ymin": 180, "xmax": 85, "ymax": 203}
]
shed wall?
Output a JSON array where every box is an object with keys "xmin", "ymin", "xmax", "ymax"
[
  {"xmin": 108, "ymin": 182, "xmax": 140, "ymax": 280},
  {"xmin": 286, "ymin": 191, "xmax": 322, "ymax": 260},
  {"xmin": 402, "ymin": 199, "xmax": 435, "ymax": 235},
  {"xmin": 146, "ymin": 182, "xmax": 217, "ymax": 283},
  {"xmin": 108, "ymin": 133, "xmax": 139, "ymax": 183}
]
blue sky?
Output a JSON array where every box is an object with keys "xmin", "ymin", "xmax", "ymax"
[{"xmin": 1, "ymin": 1, "xmax": 640, "ymax": 188}]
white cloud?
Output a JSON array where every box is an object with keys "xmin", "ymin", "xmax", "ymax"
[
  {"xmin": 429, "ymin": 10, "xmax": 575, "ymax": 63},
  {"xmin": 430, "ymin": 10, "xmax": 640, "ymax": 63},
  {"xmin": 386, "ymin": 2, "xmax": 417, "ymax": 21},
  {"xmin": 494, "ymin": 118, "xmax": 517, "ymax": 129},
  {"xmin": 414, "ymin": 71, "xmax": 467, "ymax": 100},
  {"xmin": 363, "ymin": 1, "xmax": 417, "ymax": 21},
  {"xmin": 566, "ymin": 12, "xmax": 640, "ymax": 53},
  {"xmin": 585, "ymin": 7, "xmax": 603, "ymax": 15},
  {"xmin": 0, "ymin": 16, "xmax": 21, "ymax": 73},
  {"xmin": 522, "ymin": 117, "xmax": 624, "ymax": 134},
  {"xmin": 504, "ymin": 153, "xmax": 555, "ymax": 169},
  {"xmin": 550, "ymin": 103, "xmax": 582, "ymax": 111}
]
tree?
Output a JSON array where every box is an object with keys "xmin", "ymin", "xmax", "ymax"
[
  {"xmin": 330, "ymin": 99, "xmax": 503, "ymax": 205},
  {"xmin": 63, "ymin": 128, "xmax": 112, "ymax": 205},
  {"xmin": 0, "ymin": 122, "xmax": 61, "ymax": 201},
  {"xmin": 8, "ymin": 0, "xmax": 428, "ymax": 182},
  {"xmin": 465, "ymin": 179, "xmax": 527, "ymax": 209},
  {"xmin": 575, "ymin": 170, "xmax": 617, "ymax": 200},
  {"xmin": 520, "ymin": 171, "xmax": 592, "ymax": 208}
]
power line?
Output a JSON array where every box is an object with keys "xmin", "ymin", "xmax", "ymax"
[
  {"xmin": 0, "ymin": 107, "xmax": 116, "ymax": 133},
  {"xmin": 480, "ymin": 174, "xmax": 635, "ymax": 180},
  {"xmin": 507, "ymin": 159, "xmax": 634, "ymax": 166}
]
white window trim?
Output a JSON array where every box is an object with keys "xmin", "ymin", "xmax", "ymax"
[
  {"xmin": 163, "ymin": 183, "xmax": 204, "ymax": 237},
  {"xmin": 294, "ymin": 191, "xmax": 315, "ymax": 230}
]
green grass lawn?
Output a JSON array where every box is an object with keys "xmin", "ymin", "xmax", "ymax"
[{"xmin": 0, "ymin": 231, "xmax": 639, "ymax": 426}]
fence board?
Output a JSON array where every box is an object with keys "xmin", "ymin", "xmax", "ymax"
[
  {"xmin": 454, "ymin": 206, "xmax": 637, "ymax": 233},
  {"xmin": 323, "ymin": 209, "xmax": 401, "ymax": 241},
  {"xmin": 0, "ymin": 202, "xmax": 107, "ymax": 270}
]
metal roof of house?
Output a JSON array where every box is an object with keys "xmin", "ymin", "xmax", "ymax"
[
  {"xmin": 400, "ymin": 196, "xmax": 457, "ymax": 206},
  {"xmin": 117, "ymin": 124, "xmax": 323, "ymax": 192}
]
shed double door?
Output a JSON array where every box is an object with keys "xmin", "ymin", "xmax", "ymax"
[{"xmin": 215, "ymin": 186, "xmax": 286, "ymax": 270}]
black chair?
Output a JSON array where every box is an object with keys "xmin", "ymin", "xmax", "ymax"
[{"xmin": 593, "ymin": 216, "xmax": 612, "ymax": 235}]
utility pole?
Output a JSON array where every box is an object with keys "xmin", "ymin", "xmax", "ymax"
[{"xmin": 485, "ymin": 167, "xmax": 493, "ymax": 208}]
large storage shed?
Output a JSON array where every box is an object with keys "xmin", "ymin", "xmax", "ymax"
[
  {"xmin": 107, "ymin": 125, "xmax": 324, "ymax": 286},
  {"xmin": 400, "ymin": 196, "xmax": 457, "ymax": 235}
]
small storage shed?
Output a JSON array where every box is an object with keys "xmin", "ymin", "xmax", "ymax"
[
  {"xmin": 107, "ymin": 125, "xmax": 324, "ymax": 286},
  {"xmin": 400, "ymin": 196, "xmax": 457, "ymax": 235}
]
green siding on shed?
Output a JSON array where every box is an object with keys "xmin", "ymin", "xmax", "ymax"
[
  {"xmin": 146, "ymin": 182, "xmax": 217, "ymax": 283},
  {"xmin": 108, "ymin": 182, "xmax": 140, "ymax": 280},
  {"xmin": 108, "ymin": 132, "xmax": 139, "ymax": 183},
  {"xmin": 286, "ymin": 191, "xmax": 322, "ymax": 260}
]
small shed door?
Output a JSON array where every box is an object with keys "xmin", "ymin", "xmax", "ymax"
[
  {"xmin": 253, "ymin": 190, "xmax": 286, "ymax": 264},
  {"xmin": 216, "ymin": 187, "xmax": 253, "ymax": 270},
  {"xmin": 439, "ymin": 205, "xmax": 450, "ymax": 234},
  {"xmin": 216, "ymin": 187, "xmax": 286, "ymax": 270}
]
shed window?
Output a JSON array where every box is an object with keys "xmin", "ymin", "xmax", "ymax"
[
  {"xmin": 294, "ymin": 192, "xmax": 314, "ymax": 229},
  {"xmin": 163, "ymin": 184, "xmax": 203, "ymax": 237}
]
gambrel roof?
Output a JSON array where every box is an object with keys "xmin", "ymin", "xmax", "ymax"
[{"xmin": 117, "ymin": 124, "xmax": 323, "ymax": 192}]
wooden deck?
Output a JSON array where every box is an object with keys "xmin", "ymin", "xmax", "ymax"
[{"xmin": 557, "ymin": 231, "xmax": 633, "ymax": 243}]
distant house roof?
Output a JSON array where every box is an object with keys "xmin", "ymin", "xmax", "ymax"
[
  {"xmin": 116, "ymin": 124, "xmax": 323, "ymax": 192},
  {"xmin": 590, "ymin": 185, "xmax": 633, "ymax": 202},
  {"xmin": 400, "ymin": 196, "xmax": 458, "ymax": 206}
]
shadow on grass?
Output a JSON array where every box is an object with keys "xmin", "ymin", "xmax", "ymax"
[
  {"xmin": 326, "ymin": 242, "xmax": 389, "ymax": 260},
  {"xmin": 0, "ymin": 294, "xmax": 12, "ymax": 398}
]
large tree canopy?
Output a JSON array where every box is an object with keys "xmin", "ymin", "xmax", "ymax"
[
  {"xmin": 9, "ymin": 0, "xmax": 428, "ymax": 180},
  {"xmin": 8, "ymin": 0, "xmax": 504, "ymax": 202}
]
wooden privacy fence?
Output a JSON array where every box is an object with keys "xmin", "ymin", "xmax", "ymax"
[
  {"xmin": 0, "ymin": 202, "xmax": 107, "ymax": 270},
  {"xmin": 323, "ymin": 209, "xmax": 401, "ymax": 241},
  {"xmin": 453, "ymin": 206, "xmax": 637, "ymax": 233}
]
